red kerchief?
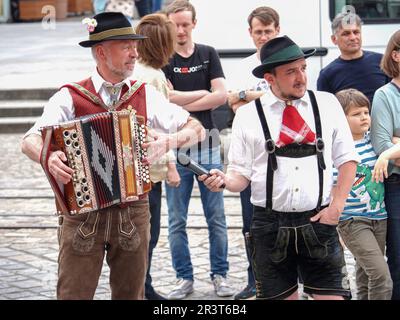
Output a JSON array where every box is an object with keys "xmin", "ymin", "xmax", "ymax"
[{"xmin": 276, "ymin": 104, "xmax": 316, "ymax": 147}]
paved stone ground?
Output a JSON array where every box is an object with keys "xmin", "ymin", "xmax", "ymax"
[{"xmin": 0, "ymin": 133, "xmax": 357, "ymax": 300}]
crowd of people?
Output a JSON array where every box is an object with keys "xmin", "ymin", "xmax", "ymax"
[{"xmin": 21, "ymin": 0, "xmax": 400, "ymax": 300}]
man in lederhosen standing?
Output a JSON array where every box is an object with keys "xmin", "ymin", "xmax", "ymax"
[{"xmin": 200, "ymin": 36, "xmax": 359, "ymax": 300}]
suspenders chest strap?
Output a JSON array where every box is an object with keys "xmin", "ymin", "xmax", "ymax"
[{"xmin": 254, "ymin": 91, "xmax": 325, "ymax": 212}]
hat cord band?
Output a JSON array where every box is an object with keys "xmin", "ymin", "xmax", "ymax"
[{"xmin": 89, "ymin": 27, "xmax": 135, "ymax": 41}]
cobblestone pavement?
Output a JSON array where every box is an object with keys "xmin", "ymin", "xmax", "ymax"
[{"xmin": 0, "ymin": 133, "xmax": 357, "ymax": 300}]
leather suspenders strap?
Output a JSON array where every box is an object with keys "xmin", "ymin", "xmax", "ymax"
[
  {"xmin": 255, "ymin": 98, "xmax": 276, "ymax": 211},
  {"xmin": 307, "ymin": 90, "xmax": 325, "ymax": 211}
]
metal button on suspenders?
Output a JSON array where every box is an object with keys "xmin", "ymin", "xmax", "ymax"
[{"xmin": 255, "ymin": 90, "xmax": 326, "ymax": 213}]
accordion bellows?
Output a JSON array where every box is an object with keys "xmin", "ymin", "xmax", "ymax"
[{"xmin": 40, "ymin": 110, "xmax": 151, "ymax": 215}]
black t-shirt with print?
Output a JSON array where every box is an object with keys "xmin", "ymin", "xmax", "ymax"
[{"xmin": 162, "ymin": 43, "xmax": 225, "ymax": 131}]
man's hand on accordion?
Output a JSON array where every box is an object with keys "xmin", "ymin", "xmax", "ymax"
[
  {"xmin": 142, "ymin": 130, "xmax": 170, "ymax": 164},
  {"xmin": 48, "ymin": 150, "xmax": 74, "ymax": 184}
]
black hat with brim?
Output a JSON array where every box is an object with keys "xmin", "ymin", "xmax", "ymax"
[
  {"xmin": 252, "ymin": 36, "xmax": 316, "ymax": 78},
  {"xmin": 79, "ymin": 12, "xmax": 147, "ymax": 48}
]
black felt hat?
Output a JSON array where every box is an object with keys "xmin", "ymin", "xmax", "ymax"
[
  {"xmin": 79, "ymin": 12, "xmax": 147, "ymax": 48},
  {"xmin": 252, "ymin": 36, "xmax": 316, "ymax": 78}
]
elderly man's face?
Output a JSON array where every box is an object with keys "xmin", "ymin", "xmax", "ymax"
[
  {"xmin": 100, "ymin": 40, "xmax": 138, "ymax": 80},
  {"xmin": 264, "ymin": 58, "xmax": 308, "ymax": 101},
  {"xmin": 332, "ymin": 24, "xmax": 362, "ymax": 57}
]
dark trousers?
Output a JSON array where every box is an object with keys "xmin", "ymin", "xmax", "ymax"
[
  {"xmin": 384, "ymin": 173, "xmax": 400, "ymax": 300},
  {"xmin": 145, "ymin": 182, "xmax": 162, "ymax": 293},
  {"xmin": 135, "ymin": 0, "xmax": 151, "ymax": 17},
  {"xmin": 240, "ymin": 184, "xmax": 255, "ymax": 286}
]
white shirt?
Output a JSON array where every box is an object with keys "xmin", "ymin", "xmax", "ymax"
[
  {"xmin": 227, "ymin": 52, "xmax": 269, "ymax": 92},
  {"xmin": 25, "ymin": 69, "xmax": 190, "ymax": 137},
  {"xmin": 228, "ymin": 89, "xmax": 360, "ymax": 210},
  {"xmin": 131, "ymin": 62, "xmax": 170, "ymax": 99}
]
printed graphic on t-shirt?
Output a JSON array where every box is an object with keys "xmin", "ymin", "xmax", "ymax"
[
  {"xmin": 173, "ymin": 61, "xmax": 209, "ymax": 74},
  {"xmin": 252, "ymin": 79, "xmax": 269, "ymax": 92},
  {"xmin": 350, "ymin": 164, "xmax": 385, "ymax": 213},
  {"xmin": 333, "ymin": 134, "xmax": 387, "ymax": 221}
]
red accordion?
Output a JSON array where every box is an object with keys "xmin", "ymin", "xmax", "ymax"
[{"xmin": 40, "ymin": 110, "xmax": 151, "ymax": 215}]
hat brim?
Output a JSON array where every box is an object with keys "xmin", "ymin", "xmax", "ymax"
[
  {"xmin": 252, "ymin": 48, "xmax": 316, "ymax": 78},
  {"xmin": 79, "ymin": 34, "xmax": 147, "ymax": 47}
]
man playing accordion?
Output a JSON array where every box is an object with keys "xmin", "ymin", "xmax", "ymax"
[{"xmin": 21, "ymin": 12, "xmax": 205, "ymax": 300}]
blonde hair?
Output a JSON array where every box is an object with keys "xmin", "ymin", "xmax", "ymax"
[
  {"xmin": 381, "ymin": 30, "xmax": 400, "ymax": 78},
  {"xmin": 335, "ymin": 88, "xmax": 370, "ymax": 114},
  {"xmin": 135, "ymin": 13, "xmax": 176, "ymax": 69},
  {"xmin": 164, "ymin": 0, "xmax": 196, "ymax": 22}
]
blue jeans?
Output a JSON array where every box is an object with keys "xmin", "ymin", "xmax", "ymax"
[
  {"xmin": 384, "ymin": 173, "xmax": 400, "ymax": 300},
  {"xmin": 145, "ymin": 182, "xmax": 162, "ymax": 293},
  {"xmin": 166, "ymin": 147, "xmax": 229, "ymax": 280},
  {"xmin": 135, "ymin": 0, "xmax": 151, "ymax": 17},
  {"xmin": 152, "ymin": 0, "xmax": 163, "ymax": 12},
  {"xmin": 240, "ymin": 184, "xmax": 255, "ymax": 287}
]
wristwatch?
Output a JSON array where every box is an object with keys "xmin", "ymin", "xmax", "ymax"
[{"xmin": 238, "ymin": 90, "xmax": 246, "ymax": 101}]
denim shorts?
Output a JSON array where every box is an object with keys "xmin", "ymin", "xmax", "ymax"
[{"xmin": 250, "ymin": 206, "xmax": 351, "ymax": 300}]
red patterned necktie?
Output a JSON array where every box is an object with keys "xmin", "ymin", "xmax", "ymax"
[{"xmin": 275, "ymin": 104, "xmax": 316, "ymax": 148}]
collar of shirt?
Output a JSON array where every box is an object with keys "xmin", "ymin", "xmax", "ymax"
[
  {"xmin": 261, "ymin": 88, "xmax": 310, "ymax": 110},
  {"xmin": 91, "ymin": 68, "xmax": 132, "ymax": 108}
]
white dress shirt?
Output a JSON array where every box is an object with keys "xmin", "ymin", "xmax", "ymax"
[
  {"xmin": 226, "ymin": 52, "xmax": 269, "ymax": 92},
  {"xmin": 25, "ymin": 69, "xmax": 190, "ymax": 137},
  {"xmin": 228, "ymin": 89, "xmax": 359, "ymax": 211}
]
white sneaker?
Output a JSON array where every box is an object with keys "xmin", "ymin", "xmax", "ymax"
[
  {"xmin": 213, "ymin": 275, "xmax": 235, "ymax": 297},
  {"xmin": 168, "ymin": 278, "xmax": 194, "ymax": 300}
]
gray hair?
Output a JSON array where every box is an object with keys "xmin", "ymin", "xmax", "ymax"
[
  {"xmin": 91, "ymin": 46, "xmax": 98, "ymax": 62},
  {"xmin": 331, "ymin": 12, "xmax": 362, "ymax": 34}
]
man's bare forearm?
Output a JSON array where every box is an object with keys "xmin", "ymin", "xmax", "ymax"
[
  {"xmin": 225, "ymin": 169, "xmax": 250, "ymax": 192},
  {"xmin": 182, "ymin": 90, "xmax": 227, "ymax": 112},
  {"xmin": 167, "ymin": 117, "xmax": 206, "ymax": 149},
  {"xmin": 228, "ymin": 90, "xmax": 264, "ymax": 113},
  {"xmin": 169, "ymin": 89, "xmax": 209, "ymax": 106},
  {"xmin": 21, "ymin": 134, "xmax": 43, "ymax": 163}
]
